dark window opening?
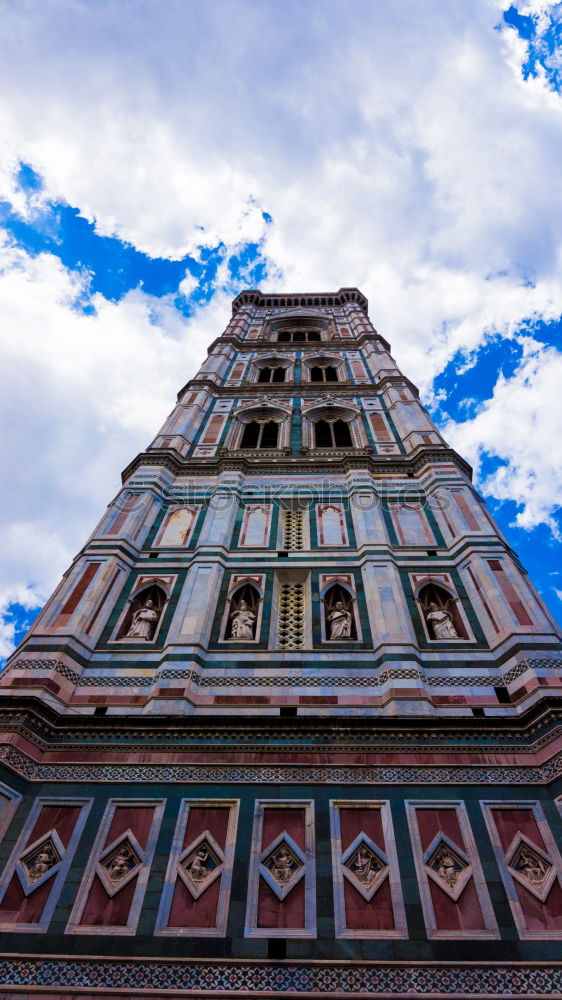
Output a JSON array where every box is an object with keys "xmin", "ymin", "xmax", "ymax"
[
  {"xmin": 310, "ymin": 365, "xmax": 338, "ymax": 383},
  {"xmin": 258, "ymin": 366, "xmax": 286, "ymax": 383},
  {"xmin": 495, "ymin": 686, "xmax": 511, "ymax": 704},
  {"xmin": 268, "ymin": 939, "xmax": 287, "ymax": 959},
  {"xmin": 94, "ymin": 707, "xmax": 108, "ymax": 716},
  {"xmin": 240, "ymin": 420, "xmax": 279, "ymax": 450},
  {"xmin": 471, "ymin": 707, "xmax": 485, "ymax": 717},
  {"xmin": 280, "ymin": 707, "xmax": 297, "ymax": 717},
  {"xmin": 277, "ymin": 330, "xmax": 321, "ymax": 343},
  {"xmin": 314, "ymin": 419, "xmax": 352, "ymax": 448}
]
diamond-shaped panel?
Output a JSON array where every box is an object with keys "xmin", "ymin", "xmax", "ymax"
[
  {"xmin": 17, "ymin": 830, "xmax": 64, "ymax": 894},
  {"xmin": 96, "ymin": 830, "xmax": 144, "ymax": 898},
  {"xmin": 259, "ymin": 831, "xmax": 306, "ymax": 901},
  {"xmin": 177, "ymin": 830, "xmax": 225, "ymax": 900},
  {"xmin": 423, "ymin": 833, "xmax": 472, "ymax": 901},
  {"xmin": 506, "ymin": 833, "xmax": 557, "ymax": 903},
  {"xmin": 341, "ymin": 833, "xmax": 389, "ymax": 902}
]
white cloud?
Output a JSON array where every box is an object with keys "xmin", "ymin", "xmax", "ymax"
[
  {"xmin": 443, "ymin": 341, "xmax": 562, "ymax": 534},
  {"xmin": 0, "ymin": 0, "xmax": 562, "ymax": 652}
]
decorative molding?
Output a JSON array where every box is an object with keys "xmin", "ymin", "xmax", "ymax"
[
  {"xmin": 245, "ymin": 799, "xmax": 316, "ymax": 938},
  {"xmin": 0, "ymin": 796, "xmax": 93, "ymax": 933},
  {"xmin": 155, "ymin": 798, "xmax": 239, "ymax": 937},
  {"xmin": 66, "ymin": 797, "xmax": 165, "ymax": 935},
  {"xmin": 1, "ymin": 744, "xmax": 562, "ymax": 784},
  {"xmin": 330, "ymin": 799, "xmax": 406, "ymax": 939},
  {"xmin": 406, "ymin": 799, "xmax": 499, "ymax": 940},
  {"xmin": 6, "ymin": 658, "xmax": 80, "ymax": 684},
  {"xmin": 0, "ymin": 956, "xmax": 561, "ymax": 997},
  {"xmin": 481, "ymin": 799, "xmax": 562, "ymax": 940}
]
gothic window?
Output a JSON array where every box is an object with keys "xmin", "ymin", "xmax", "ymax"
[
  {"xmin": 310, "ymin": 365, "xmax": 338, "ymax": 382},
  {"xmin": 418, "ymin": 583, "xmax": 467, "ymax": 640},
  {"xmin": 117, "ymin": 584, "xmax": 167, "ymax": 641},
  {"xmin": 257, "ymin": 366, "xmax": 286, "ymax": 383},
  {"xmin": 240, "ymin": 420, "xmax": 279, "ymax": 449},
  {"xmin": 224, "ymin": 584, "xmax": 260, "ymax": 640},
  {"xmin": 282, "ymin": 509, "xmax": 305, "ymax": 550},
  {"xmin": 277, "ymin": 329, "xmax": 321, "ymax": 343},
  {"xmin": 314, "ymin": 419, "xmax": 352, "ymax": 448},
  {"xmin": 323, "ymin": 584, "xmax": 357, "ymax": 640}
]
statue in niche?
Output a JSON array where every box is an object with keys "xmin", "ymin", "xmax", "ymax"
[
  {"xmin": 126, "ymin": 598, "xmax": 160, "ymax": 640},
  {"xmin": 188, "ymin": 847, "xmax": 210, "ymax": 882},
  {"xmin": 270, "ymin": 847, "xmax": 296, "ymax": 883},
  {"xmin": 107, "ymin": 846, "xmax": 135, "ymax": 882},
  {"xmin": 229, "ymin": 598, "xmax": 256, "ymax": 639},
  {"xmin": 352, "ymin": 846, "xmax": 380, "ymax": 887},
  {"xmin": 27, "ymin": 846, "xmax": 56, "ymax": 882},
  {"xmin": 327, "ymin": 600, "xmax": 352, "ymax": 639},
  {"xmin": 425, "ymin": 601, "xmax": 459, "ymax": 640}
]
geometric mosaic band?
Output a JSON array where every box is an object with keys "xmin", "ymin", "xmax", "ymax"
[
  {"xmin": 0, "ymin": 955, "xmax": 561, "ymax": 996},
  {"xmin": 0, "ymin": 743, "xmax": 561, "ymax": 784}
]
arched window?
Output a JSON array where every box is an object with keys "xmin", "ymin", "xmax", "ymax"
[
  {"xmin": 418, "ymin": 583, "xmax": 467, "ymax": 640},
  {"xmin": 310, "ymin": 365, "xmax": 338, "ymax": 382},
  {"xmin": 314, "ymin": 419, "xmax": 352, "ymax": 448},
  {"xmin": 258, "ymin": 366, "xmax": 285, "ymax": 383},
  {"xmin": 323, "ymin": 584, "xmax": 357, "ymax": 640},
  {"xmin": 277, "ymin": 329, "xmax": 321, "ymax": 343},
  {"xmin": 240, "ymin": 420, "xmax": 279, "ymax": 449},
  {"xmin": 118, "ymin": 584, "xmax": 167, "ymax": 641},
  {"xmin": 224, "ymin": 584, "xmax": 260, "ymax": 640}
]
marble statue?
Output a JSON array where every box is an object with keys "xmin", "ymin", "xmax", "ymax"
[
  {"xmin": 230, "ymin": 599, "xmax": 256, "ymax": 639},
  {"xmin": 327, "ymin": 600, "xmax": 352, "ymax": 638},
  {"xmin": 126, "ymin": 598, "xmax": 160, "ymax": 640},
  {"xmin": 271, "ymin": 847, "xmax": 295, "ymax": 883},
  {"xmin": 353, "ymin": 846, "xmax": 379, "ymax": 887},
  {"xmin": 425, "ymin": 601, "xmax": 459, "ymax": 640},
  {"xmin": 188, "ymin": 848, "xmax": 210, "ymax": 882}
]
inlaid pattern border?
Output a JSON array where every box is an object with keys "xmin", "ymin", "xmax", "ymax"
[
  {"xmin": 0, "ymin": 955, "xmax": 561, "ymax": 997},
  {"xmin": 0, "ymin": 744, "xmax": 562, "ymax": 784}
]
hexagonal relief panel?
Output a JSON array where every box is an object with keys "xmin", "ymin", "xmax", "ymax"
[
  {"xmin": 423, "ymin": 833, "xmax": 472, "ymax": 901},
  {"xmin": 259, "ymin": 830, "xmax": 306, "ymax": 901},
  {"xmin": 96, "ymin": 830, "xmax": 144, "ymax": 898},
  {"xmin": 506, "ymin": 833, "xmax": 557, "ymax": 903},
  {"xmin": 341, "ymin": 832, "xmax": 389, "ymax": 902},
  {"xmin": 17, "ymin": 830, "xmax": 65, "ymax": 895},
  {"xmin": 177, "ymin": 830, "xmax": 225, "ymax": 900}
]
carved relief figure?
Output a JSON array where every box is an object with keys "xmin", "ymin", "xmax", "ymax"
[
  {"xmin": 188, "ymin": 847, "xmax": 210, "ymax": 882},
  {"xmin": 435, "ymin": 847, "xmax": 459, "ymax": 887},
  {"xmin": 517, "ymin": 848, "xmax": 547, "ymax": 885},
  {"xmin": 107, "ymin": 846, "xmax": 135, "ymax": 882},
  {"xmin": 425, "ymin": 601, "xmax": 459, "ymax": 640},
  {"xmin": 27, "ymin": 846, "xmax": 56, "ymax": 882},
  {"xmin": 270, "ymin": 847, "xmax": 296, "ymax": 883},
  {"xmin": 327, "ymin": 601, "xmax": 352, "ymax": 639},
  {"xmin": 230, "ymin": 599, "xmax": 256, "ymax": 639},
  {"xmin": 126, "ymin": 598, "xmax": 160, "ymax": 640},
  {"xmin": 352, "ymin": 846, "xmax": 380, "ymax": 887}
]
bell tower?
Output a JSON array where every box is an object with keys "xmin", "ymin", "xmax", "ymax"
[{"xmin": 0, "ymin": 288, "xmax": 561, "ymax": 998}]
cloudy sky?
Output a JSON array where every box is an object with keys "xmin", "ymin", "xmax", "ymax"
[{"xmin": 0, "ymin": 0, "xmax": 561, "ymax": 658}]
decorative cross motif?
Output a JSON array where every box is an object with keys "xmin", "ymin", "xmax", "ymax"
[
  {"xmin": 177, "ymin": 830, "xmax": 225, "ymax": 900},
  {"xmin": 423, "ymin": 833, "xmax": 472, "ymax": 901},
  {"xmin": 259, "ymin": 831, "xmax": 306, "ymax": 901},
  {"xmin": 96, "ymin": 829, "xmax": 144, "ymax": 898},
  {"xmin": 340, "ymin": 833, "xmax": 389, "ymax": 902},
  {"xmin": 17, "ymin": 830, "xmax": 65, "ymax": 894},
  {"xmin": 506, "ymin": 833, "xmax": 556, "ymax": 902}
]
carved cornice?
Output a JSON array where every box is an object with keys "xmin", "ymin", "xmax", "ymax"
[{"xmin": 231, "ymin": 286, "xmax": 369, "ymax": 314}]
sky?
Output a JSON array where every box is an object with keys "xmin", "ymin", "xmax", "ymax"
[{"xmin": 0, "ymin": 0, "xmax": 561, "ymax": 658}]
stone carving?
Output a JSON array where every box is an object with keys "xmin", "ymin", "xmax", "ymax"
[
  {"xmin": 125, "ymin": 598, "xmax": 160, "ymax": 640},
  {"xmin": 23, "ymin": 841, "xmax": 59, "ymax": 883},
  {"xmin": 18, "ymin": 831, "xmax": 65, "ymax": 892},
  {"xmin": 341, "ymin": 833, "xmax": 389, "ymax": 901},
  {"xmin": 96, "ymin": 831, "xmax": 144, "ymax": 897},
  {"xmin": 506, "ymin": 834, "xmax": 556, "ymax": 902},
  {"xmin": 327, "ymin": 601, "xmax": 352, "ymax": 639},
  {"xmin": 229, "ymin": 599, "xmax": 256, "ymax": 639},
  {"xmin": 425, "ymin": 602, "xmax": 459, "ymax": 640},
  {"xmin": 259, "ymin": 832, "xmax": 306, "ymax": 900},
  {"xmin": 423, "ymin": 834, "xmax": 472, "ymax": 901},
  {"xmin": 178, "ymin": 831, "xmax": 225, "ymax": 899}
]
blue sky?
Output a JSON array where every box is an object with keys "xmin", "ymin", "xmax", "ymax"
[{"xmin": 0, "ymin": 0, "xmax": 561, "ymax": 657}]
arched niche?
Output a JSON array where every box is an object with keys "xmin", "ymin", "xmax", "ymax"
[
  {"xmin": 223, "ymin": 583, "xmax": 261, "ymax": 640},
  {"xmin": 322, "ymin": 583, "xmax": 357, "ymax": 640},
  {"xmin": 117, "ymin": 584, "xmax": 167, "ymax": 641},
  {"xmin": 417, "ymin": 582, "xmax": 467, "ymax": 640}
]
